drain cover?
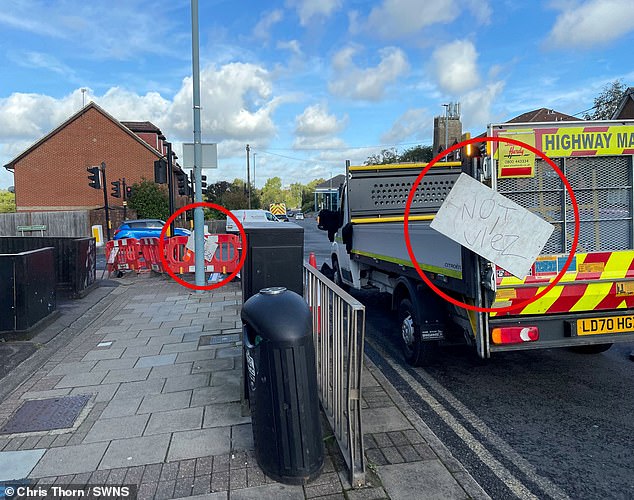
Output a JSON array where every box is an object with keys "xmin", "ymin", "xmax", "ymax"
[
  {"xmin": 0, "ymin": 395, "xmax": 91, "ymax": 434},
  {"xmin": 198, "ymin": 334, "xmax": 240, "ymax": 347}
]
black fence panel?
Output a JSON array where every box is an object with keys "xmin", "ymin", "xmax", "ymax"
[
  {"xmin": 0, "ymin": 236, "xmax": 96, "ymax": 297},
  {"xmin": 0, "ymin": 248, "xmax": 56, "ymax": 333}
]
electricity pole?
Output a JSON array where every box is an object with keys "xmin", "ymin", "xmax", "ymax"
[{"xmin": 246, "ymin": 144, "xmax": 251, "ymax": 208}]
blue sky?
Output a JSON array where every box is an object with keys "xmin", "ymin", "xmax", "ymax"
[{"xmin": 1, "ymin": 0, "xmax": 633, "ymax": 189}]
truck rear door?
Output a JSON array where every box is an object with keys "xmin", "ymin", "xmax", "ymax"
[{"xmin": 488, "ymin": 121, "xmax": 634, "ymax": 352}]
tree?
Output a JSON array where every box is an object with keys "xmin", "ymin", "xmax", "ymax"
[
  {"xmin": 127, "ymin": 179, "xmax": 169, "ymax": 220},
  {"xmin": 365, "ymin": 148, "xmax": 399, "ymax": 165},
  {"xmin": 399, "ymin": 145, "xmax": 433, "ymax": 163},
  {"xmin": 365, "ymin": 145, "xmax": 434, "ymax": 165},
  {"xmin": 301, "ymin": 178, "xmax": 324, "ymax": 213},
  {"xmin": 0, "ymin": 190, "xmax": 16, "ymax": 213},
  {"xmin": 260, "ymin": 177, "xmax": 285, "ymax": 208},
  {"xmin": 584, "ymin": 80, "xmax": 626, "ymax": 120},
  {"xmin": 204, "ymin": 178, "xmax": 260, "ymax": 219}
]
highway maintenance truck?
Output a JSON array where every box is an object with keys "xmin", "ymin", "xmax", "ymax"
[{"xmin": 318, "ymin": 119, "xmax": 634, "ymax": 365}]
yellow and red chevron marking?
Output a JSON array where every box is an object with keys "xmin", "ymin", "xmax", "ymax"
[{"xmin": 491, "ymin": 251, "xmax": 634, "ymax": 317}]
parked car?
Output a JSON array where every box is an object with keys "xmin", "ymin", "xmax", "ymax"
[
  {"xmin": 113, "ymin": 219, "xmax": 190, "ymax": 240},
  {"xmin": 226, "ymin": 210, "xmax": 281, "ymax": 232},
  {"xmin": 295, "ymin": 212, "xmax": 304, "ymax": 220}
]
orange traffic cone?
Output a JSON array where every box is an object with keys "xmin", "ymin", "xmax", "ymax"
[{"xmin": 309, "ymin": 252, "xmax": 317, "ymax": 268}]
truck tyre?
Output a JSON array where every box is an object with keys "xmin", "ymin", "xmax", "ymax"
[
  {"xmin": 398, "ymin": 298, "xmax": 438, "ymax": 367},
  {"xmin": 332, "ymin": 257, "xmax": 349, "ymax": 292},
  {"xmin": 569, "ymin": 343, "xmax": 613, "ymax": 354}
]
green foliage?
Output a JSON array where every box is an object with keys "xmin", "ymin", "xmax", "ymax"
[
  {"xmin": 365, "ymin": 145, "xmax": 434, "ymax": 165},
  {"xmin": 584, "ymin": 80, "xmax": 626, "ymax": 120},
  {"xmin": 0, "ymin": 190, "xmax": 16, "ymax": 213},
  {"xmin": 126, "ymin": 179, "xmax": 169, "ymax": 220},
  {"xmin": 204, "ymin": 178, "xmax": 261, "ymax": 219},
  {"xmin": 260, "ymin": 177, "xmax": 285, "ymax": 208}
]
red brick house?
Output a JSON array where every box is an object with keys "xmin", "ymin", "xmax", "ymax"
[{"xmin": 3, "ymin": 102, "xmax": 188, "ymax": 224}]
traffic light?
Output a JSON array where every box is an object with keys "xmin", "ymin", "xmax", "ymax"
[
  {"xmin": 111, "ymin": 180, "xmax": 121, "ymax": 198},
  {"xmin": 154, "ymin": 159, "xmax": 167, "ymax": 184},
  {"xmin": 125, "ymin": 186, "xmax": 134, "ymax": 200},
  {"xmin": 176, "ymin": 172, "xmax": 187, "ymax": 196},
  {"xmin": 87, "ymin": 166, "xmax": 101, "ymax": 189},
  {"xmin": 201, "ymin": 175, "xmax": 207, "ymax": 190}
]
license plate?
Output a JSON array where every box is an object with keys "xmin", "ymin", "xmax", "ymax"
[{"xmin": 576, "ymin": 315, "xmax": 634, "ymax": 335}]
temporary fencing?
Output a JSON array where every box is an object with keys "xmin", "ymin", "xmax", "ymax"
[{"xmin": 105, "ymin": 234, "xmax": 240, "ymax": 276}]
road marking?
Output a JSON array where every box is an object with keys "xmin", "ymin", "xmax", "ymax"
[{"xmin": 367, "ymin": 339, "xmax": 571, "ymax": 500}]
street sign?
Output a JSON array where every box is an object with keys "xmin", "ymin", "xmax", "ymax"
[{"xmin": 182, "ymin": 143, "xmax": 217, "ymax": 168}]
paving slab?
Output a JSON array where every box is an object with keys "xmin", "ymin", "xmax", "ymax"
[
  {"xmin": 135, "ymin": 353, "xmax": 178, "ymax": 368},
  {"xmin": 70, "ymin": 383, "xmax": 120, "ymax": 402},
  {"xmin": 163, "ymin": 373, "xmax": 210, "ymax": 393},
  {"xmin": 82, "ymin": 348, "xmax": 125, "ymax": 361},
  {"xmin": 167, "ymin": 427, "xmax": 231, "ymax": 461},
  {"xmin": 100, "ymin": 396, "xmax": 143, "ymax": 419},
  {"xmin": 191, "ymin": 382, "xmax": 240, "ymax": 407},
  {"xmin": 92, "ymin": 357, "xmax": 141, "ymax": 371},
  {"xmin": 112, "ymin": 379, "xmax": 165, "ymax": 400},
  {"xmin": 99, "ymin": 434, "xmax": 171, "ymax": 470},
  {"xmin": 48, "ymin": 361, "xmax": 97, "ymax": 376},
  {"xmin": 83, "ymin": 414, "xmax": 150, "ymax": 443},
  {"xmin": 363, "ymin": 406, "xmax": 413, "ymax": 434},
  {"xmin": 229, "ymin": 483, "xmax": 304, "ymax": 500},
  {"xmin": 160, "ymin": 342, "xmax": 199, "ymax": 354},
  {"xmin": 378, "ymin": 461, "xmax": 468, "ymax": 500},
  {"xmin": 144, "ymin": 407, "xmax": 204, "ymax": 435},
  {"xmin": 231, "ymin": 424, "xmax": 254, "ymax": 451},
  {"xmin": 148, "ymin": 363, "xmax": 194, "ymax": 379},
  {"xmin": 102, "ymin": 367, "xmax": 151, "ymax": 384},
  {"xmin": 203, "ymin": 402, "xmax": 250, "ymax": 428},
  {"xmin": 55, "ymin": 371, "xmax": 107, "ymax": 388},
  {"xmin": 30, "ymin": 442, "xmax": 109, "ymax": 477},
  {"xmin": 0, "ymin": 449, "xmax": 46, "ymax": 481},
  {"xmin": 137, "ymin": 390, "xmax": 192, "ymax": 414}
]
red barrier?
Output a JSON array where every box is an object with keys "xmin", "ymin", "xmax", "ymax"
[
  {"xmin": 139, "ymin": 237, "xmax": 163, "ymax": 272},
  {"xmin": 163, "ymin": 234, "xmax": 240, "ymax": 275},
  {"xmin": 105, "ymin": 238, "xmax": 145, "ymax": 274}
]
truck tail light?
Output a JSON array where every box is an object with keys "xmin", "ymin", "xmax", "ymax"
[{"xmin": 491, "ymin": 326, "xmax": 539, "ymax": 345}]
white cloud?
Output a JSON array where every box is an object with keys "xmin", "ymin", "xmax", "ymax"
[
  {"xmin": 329, "ymin": 46, "xmax": 409, "ymax": 101},
  {"xmin": 366, "ymin": 0, "xmax": 458, "ymax": 38},
  {"xmin": 548, "ymin": 0, "xmax": 634, "ymax": 48},
  {"xmin": 381, "ymin": 108, "xmax": 433, "ymax": 143},
  {"xmin": 460, "ymin": 81, "xmax": 505, "ymax": 131},
  {"xmin": 277, "ymin": 40, "xmax": 303, "ymax": 57},
  {"xmin": 253, "ymin": 9, "xmax": 284, "ymax": 40},
  {"xmin": 432, "ymin": 40, "xmax": 480, "ymax": 94},
  {"xmin": 295, "ymin": 104, "xmax": 346, "ymax": 137},
  {"xmin": 286, "ymin": 0, "xmax": 342, "ymax": 26},
  {"xmin": 169, "ymin": 63, "xmax": 281, "ymax": 141}
]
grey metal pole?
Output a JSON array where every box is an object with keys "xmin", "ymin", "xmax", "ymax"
[
  {"xmin": 191, "ymin": 0, "xmax": 205, "ymax": 289},
  {"xmin": 246, "ymin": 144, "xmax": 251, "ymax": 209}
]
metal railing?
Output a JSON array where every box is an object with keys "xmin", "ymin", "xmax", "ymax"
[{"xmin": 303, "ymin": 263, "xmax": 366, "ymax": 487}]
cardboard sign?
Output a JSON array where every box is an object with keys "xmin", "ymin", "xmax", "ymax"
[
  {"xmin": 186, "ymin": 232, "xmax": 219, "ymax": 262},
  {"xmin": 430, "ymin": 173, "xmax": 554, "ymax": 278}
]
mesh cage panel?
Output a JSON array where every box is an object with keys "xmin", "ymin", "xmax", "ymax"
[{"xmin": 497, "ymin": 156, "xmax": 633, "ymax": 254}]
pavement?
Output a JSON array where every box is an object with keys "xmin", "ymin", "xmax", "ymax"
[{"xmin": 0, "ymin": 274, "xmax": 489, "ymax": 500}]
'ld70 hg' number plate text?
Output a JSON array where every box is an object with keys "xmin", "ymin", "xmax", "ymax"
[{"xmin": 576, "ymin": 315, "xmax": 634, "ymax": 335}]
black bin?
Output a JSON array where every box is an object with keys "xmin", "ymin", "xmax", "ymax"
[
  {"xmin": 242, "ymin": 287, "xmax": 324, "ymax": 485},
  {"xmin": 241, "ymin": 223, "xmax": 304, "ymax": 303}
]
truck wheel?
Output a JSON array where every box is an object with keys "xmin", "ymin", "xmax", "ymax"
[
  {"xmin": 398, "ymin": 298, "xmax": 438, "ymax": 367},
  {"xmin": 569, "ymin": 343, "xmax": 613, "ymax": 354},
  {"xmin": 332, "ymin": 258, "xmax": 349, "ymax": 292}
]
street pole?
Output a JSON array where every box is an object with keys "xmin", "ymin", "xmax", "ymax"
[
  {"xmin": 100, "ymin": 162, "xmax": 111, "ymax": 240},
  {"xmin": 443, "ymin": 103, "xmax": 450, "ymax": 155},
  {"xmin": 191, "ymin": 0, "xmax": 205, "ymax": 289},
  {"xmin": 165, "ymin": 142, "xmax": 175, "ymax": 237},
  {"xmin": 253, "ymin": 152, "xmax": 256, "ymax": 190},
  {"xmin": 246, "ymin": 144, "xmax": 251, "ymax": 208},
  {"xmin": 122, "ymin": 177, "xmax": 127, "ymax": 221}
]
